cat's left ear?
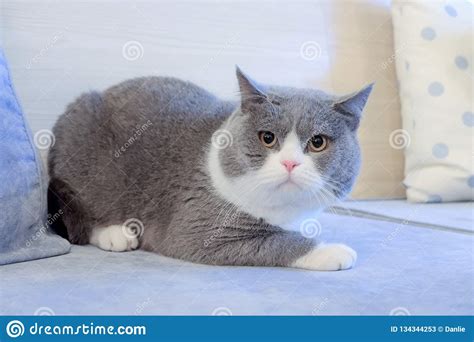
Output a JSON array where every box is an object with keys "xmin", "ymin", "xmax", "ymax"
[
  {"xmin": 236, "ymin": 66, "xmax": 268, "ymax": 113},
  {"xmin": 332, "ymin": 83, "xmax": 374, "ymax": 130}
]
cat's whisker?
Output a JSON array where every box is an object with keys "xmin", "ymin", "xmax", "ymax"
[
  {"xmin": 293, "ymin": 175, "xmax": 326, "ymax": 208},
  {"xmin": 296, "ymin": 170, "xmax": 325, "ymax": 190},
  {"xmin": 296, "ymin": 173, "xmax": 339, "ymax": 212},
  {"xmin": 319, "ymin": 176, "xmax": 346, "ymax": 192},
  {"xmin": 319, "ymin": 188, "xmax": 340, "ymax": 215}
]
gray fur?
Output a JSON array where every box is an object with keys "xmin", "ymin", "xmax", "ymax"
[{"xmin": 48, "ymin": 70, "xmax": 372, "ymax": 267}]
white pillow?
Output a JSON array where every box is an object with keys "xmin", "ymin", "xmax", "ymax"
[{"xmin": 391, "ymin": 0, "xmax": 473, "ymax": 202}]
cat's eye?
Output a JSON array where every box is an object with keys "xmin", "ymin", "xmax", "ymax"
[
  {"xmin": 308, "ymin": 135, "xmax": 328, "ymax": 152},
  {"xmin": 259, "ymin": 131, "xmax": 277, "ymax": 148}
]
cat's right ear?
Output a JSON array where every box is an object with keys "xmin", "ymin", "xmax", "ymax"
[{"xmin": 236, "ymin": 66, "xmax": 268, "ymax": 113}]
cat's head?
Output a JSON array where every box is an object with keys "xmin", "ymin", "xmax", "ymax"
[{"xmin": 209, "ymin": 67, "xmax": 373, "ymax": 216}]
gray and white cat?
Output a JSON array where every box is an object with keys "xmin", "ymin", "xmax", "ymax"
[{"xmin": 48, "ymin": 67, "xmax": 372, "ymax": 271}]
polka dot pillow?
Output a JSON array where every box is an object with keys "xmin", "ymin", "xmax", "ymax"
[{"xmin": 391, "ymin": 0, "xmax": 473, "ymax": 202}]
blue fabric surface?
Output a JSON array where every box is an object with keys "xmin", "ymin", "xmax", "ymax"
[
  {"xmin": 0, "ymin": 49, "xmax": 70, "ymax": 265},
  {"xmin": 334, "ymin": 200, "xmax": 473, "ymax": 232},
  {"xmin": 0, "ymin": 212, "xmax": 471, "ymax": 315}
]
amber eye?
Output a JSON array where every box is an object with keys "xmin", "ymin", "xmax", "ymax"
[
  {"xmin": 259, "ymin": 131, "xmax": 277, "ymax": 148},
  {"xmin": 308, "ymin": 135, "xmax": 328, "ymax": 152}
]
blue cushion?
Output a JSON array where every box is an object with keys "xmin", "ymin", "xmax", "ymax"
[{"xmin": 0, "ymin": 49, "xmax": 70, "ymax": 265}]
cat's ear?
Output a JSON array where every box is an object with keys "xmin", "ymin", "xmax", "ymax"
[
  {"xmin": 236, "ymin": 66, "xmax": 268, "ymax": 113},
  {"xmin": 332, "ymin": 83, "xmax": 374, "ymax": 130}
]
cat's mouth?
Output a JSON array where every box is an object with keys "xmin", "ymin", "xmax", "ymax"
[{"xmin": 275, "ymin": 177, "xmax": 303, "ymax": 191}]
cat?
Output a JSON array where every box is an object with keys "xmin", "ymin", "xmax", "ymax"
[{"xmin": 48, "ymin": 67, "xmax": 372, "ymax": 271}]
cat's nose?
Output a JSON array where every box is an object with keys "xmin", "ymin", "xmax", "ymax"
[{"xmin": 281, "ymin": 160, "xmax": 300, "ymax": 172}]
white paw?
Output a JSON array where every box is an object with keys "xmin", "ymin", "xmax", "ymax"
[
  {"xmin": 292, "ymin": 244, "xmax": 357, "ymax": 271},
  {"xmin": 89, "ymin": 225, "xmax": 139, "ymax": 252}
]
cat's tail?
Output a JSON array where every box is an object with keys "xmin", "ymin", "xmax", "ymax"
[{"xmin": 47, "ymin": 178, "xmax": 90, "ymax": 245}]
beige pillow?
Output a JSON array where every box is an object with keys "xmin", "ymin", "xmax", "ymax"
[{"xmin": 325, "ymin": 1, "xmax": 405, "ymax": 199}]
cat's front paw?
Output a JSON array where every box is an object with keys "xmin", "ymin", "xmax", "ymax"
[
  {"xmin": 89, "ymin": 225, "xmax": 139, "ymax": 252},
  {"xmin": 292, "ymin": 244, "xmax": 357, "ymax": 271}
]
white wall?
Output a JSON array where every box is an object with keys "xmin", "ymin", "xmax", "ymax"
[
  {"xmin": 2, "ymin": 0, "xmax": 332, "ymax": 131},
  {"xmin": 0, "ymin": 0, "xmax": 404, "ymax": 199}
]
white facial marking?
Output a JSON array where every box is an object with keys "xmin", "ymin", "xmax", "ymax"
[
  {"xmin": 278, "ymin": 131, "xmax": 305, "ymax": 165},
  {"xmin": 208, "ymin": 126, "xmax": 332, "ymax": 230}
]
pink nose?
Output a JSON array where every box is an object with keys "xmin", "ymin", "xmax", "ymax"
[{"xmin": 281, "ymin": 160, "xmax": 300, "ymax": 172}]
